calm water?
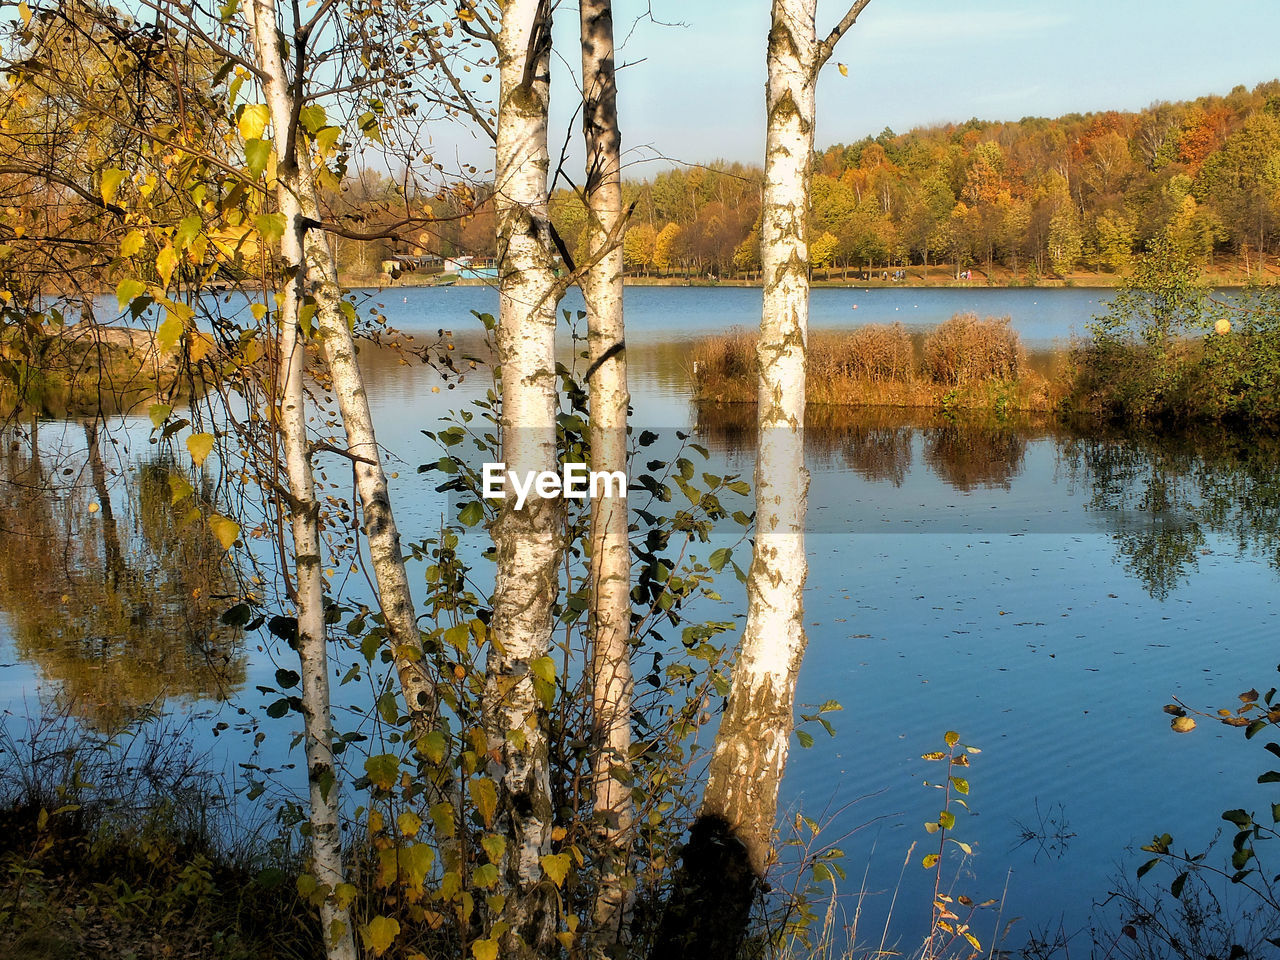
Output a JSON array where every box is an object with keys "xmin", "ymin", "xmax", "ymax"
[{"xmin": 4, "ymin": 286, "xmax": 1277, "ymax": 950}]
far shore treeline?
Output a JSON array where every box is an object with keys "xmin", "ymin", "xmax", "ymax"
[{"xmin": 353, "ymin": 80, "xmax": 1280, "ymax": 285}]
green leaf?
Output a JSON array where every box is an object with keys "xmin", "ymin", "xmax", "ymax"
[
  {"xmin": 417, "ymin": 730, "xmax": 447, "ymax": 764},
  {"xmin": 265, "ymin": 698, "xmax": 290, "ymax": 719},
  {"xmin": 1170, "ymin": 871, "xmax": 1188, "ymax": 898},
  {"xmin": 796, "ymin": 729, "xmax": 814, "ymax": 749},
  {"xmin": 364, "ymin": 754, "xmax": 400, "ymax": 791},
  {"xmin": 244, "ymin": 138, "xmax": 271, "ymax": 178},
  {"xmin": 1137, "ymin": 857, "xmax": 1160, "ymax": 879},
  {"xmin": 157, "ymin": 312, "xmax": 184, "ymax": 355},
  {"xmin": 922, "ymin": 853, "xmax": 939, "ymax": 869},
  {"xmin": 148, "ymin": 403, "xmax": 172, "ymax": 429},
  {"xmin": 299, "ymin": 104, "xmax": 328, "ymax": 133},
  {"xmin": 944, "ymin": 730, "xmax": 960, "ymax": 747},
  {"xmin": 315, "ymin": 126, "xmax": 341, "ymax": 156},
  {"xmin": 938, "ymin": 810, "xmax": 956, "ymax": 830},
  {"xmin": 174, "ymin": 214, "xmax": 202, "ymax": 251},
  {"xmin": 708, "ymin": 548, "xmax": 731, "ymax": 571},
  {"xmin": 481, "ymin": 834, "xmax": 505, "ymax": 863},
  {"xmin": 950, "ymin": 776, "xmax": 970, "ymax": 795},
  {"xmin": 1223, "ymin": 809, "xmax": 1252, "ymax": 828},
  {"xmin": 275, "ymin": 668, "xmax": 300, "ymax": 688},
  {"xmin": 116, "ymin": 278, "xmax": 147, "ymax": 311},
  {"xmin": 458, "ymin": 500, "xmax": 484, "ymax": 527},
  {"xmin": 255, "ymin": 212, "xmax": 286, "ymax": 247},
  {"xmin": 531, "ymin": 656, "xmax": 556, "ymax": 684},
  {"xmin": 357, "ymin": 110, "xmax": 383, "ymax": 143}
]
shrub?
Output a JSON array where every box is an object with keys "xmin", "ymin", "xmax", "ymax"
[
  {"xmin": 923, "ymin": 313, "xmax": 1025, "ymax": 386},
  {"xmin": 814, "ymin": 322, "xmax": 914, "ymax": 383}
]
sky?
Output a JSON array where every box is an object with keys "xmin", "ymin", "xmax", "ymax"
[{"xmin": 428, "ymin": 0, "xmax": 1280, "ymax": 181}]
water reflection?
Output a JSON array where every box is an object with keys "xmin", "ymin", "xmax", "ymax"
[
  {"xmin": 694, "ymin": 405, "xmax": 1042, "ymax": 492},
  {"xmin": 0, "ymin": 423, "xmax": 246, "ymax": 730},
  {"xmin": 1063, "ymin": 432, "xmax": 1280, "ymax": 600},
  {"xmin": 922, "ymin": 422, "xmax": 1027, "ymax": 491}
]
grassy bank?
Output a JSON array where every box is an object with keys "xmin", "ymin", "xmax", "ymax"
[
  {"xmin": 0, "ymin": 718, "xmax": 318, "ymax": 960},
  {"xmin": 690, "ymin": 314, "xmax": 1062, "ymax": 413}
]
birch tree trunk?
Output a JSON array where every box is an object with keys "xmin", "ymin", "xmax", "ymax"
[
  {"xmin": 580, "ymin": 0, "xmax": 635, "ymax": 952},
  {"xmin": 701, "ymin": 0, "xmax": 817, "ymax": 875},
  {"xmin": 247, "ymin": 0, "xmax": 436, "ymax": 740},
  {"xmin": 655, "ymin": 4, "xmax": 870, "ymax": 959},
  {"xmin": 484, "ymin": 0, "xmax": 562, "ymax": 953},
  {"xmin": 246, "ymin": 11, "xmax": 356, "ymax": 960}
]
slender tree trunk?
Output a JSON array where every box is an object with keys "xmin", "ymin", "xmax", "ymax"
[
  {"xmin": 704, "ymin": 0, "xmax": 816, "ymax": 883},
  {"xmin": 580, "ymin": 0, "xmax": 635, "ymax": 953},
  {"xmin": 245, "ymin": 6, "xmax": 357, "ymax": 960},
  {"xmin": 486, "ymin": 0, "xmax": 561, "ymax": 953},
  {"xmin": 654, "ymin": 4, "xmax": 870, "ymax": 959},
  {"xmin": 247, "ymin": 0, "xmax": 435, "ymax": 738}
]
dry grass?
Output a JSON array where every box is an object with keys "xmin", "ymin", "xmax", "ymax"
[
  {"xmin": 922, "ymin": 313, "xmax": 1025, "ymax": 386},
  {"xmin": 690, "ymin": 315, "xmax": 1055, "ymax": 412}
]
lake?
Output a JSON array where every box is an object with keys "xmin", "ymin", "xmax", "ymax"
[{"xmin": 3, "ymin": 285, "xmax": 1277, "ymax": 952}]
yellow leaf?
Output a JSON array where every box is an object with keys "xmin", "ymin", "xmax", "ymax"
[
  {"xmin": 397, "ymin": 811, "xmax": 423, "ymax": 838},
  {"xmin": 250, "ymin": 302, "xmax": 268, "ymax": 321},
  {"xmin": 539, "ymin": 852, "xmax": 571, "ymax": 888},
  {"xmin": 1171, "ymin": 716, "xmax": 1196, "ymax": 733},
  {"xmin": 363, "ymin": 915, "xmax": 399, "ymax": 957},
  {"xmin": 208, "ymin": 515, "xmax": 240, "ymax": 550},
  {"xmin": 18, "ymin": 1, "xmax": 30, "ymax": 25},
  {"xmin": 155, "ymin": 244, "xmax": 177, "ymax": 287},
  {"xmin": 837, "ymin": 62, "xmax": 848, "ymax": 77},
  {"xmin": 238, "ymin": 103, "xmax": 271, "ymax": 141},
  {"xmin": 471, "ymin": 939, "xmax": 499, "ymax": 960},
  {"xmin": 100, "ymin": 167, "xmax": 125, "ymax": 206},
  {"xmin": 120, "ymin": 230, "xmax": 145, "ymax": 257},
  {"xmin": 186, "ymin": 432, "xmax": 215, "ymax": 467},
  {"xmin": 148, "ymin": 402, "xmax": 171, "ymax": 428},
  {"xmin": 157, "ymin": 312, "xmax": 183, "ymax": 354},
  {"xmin": 469, "ymin": 777, "xmax": 498, "ymax": 828}
]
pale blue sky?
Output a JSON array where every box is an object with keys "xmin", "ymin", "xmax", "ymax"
[{"xmin": 513, "ymin": 0, "xmax": 1279, "ymax": 178}]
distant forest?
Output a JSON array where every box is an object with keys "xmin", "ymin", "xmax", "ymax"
[{"xmin": 355, "ymin": 80, "xmax": 1280, "ymax": 281}]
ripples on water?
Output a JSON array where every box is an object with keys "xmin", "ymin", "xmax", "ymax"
[{"xmin": 4, "ymin": 288, "xmax": 1278, "ymax": 948}]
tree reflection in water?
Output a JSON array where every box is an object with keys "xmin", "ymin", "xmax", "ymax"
[
  {"xmin": 0, "ymin": 422, "xmax": 246, "ymax": 731},
  {"xmin": 695, "ymin": 404, "xmax": 1280, "ymax": 600},
  {"xmin": 1063, "ymin": 431, "xmax": 1280, "ymax": 600}
]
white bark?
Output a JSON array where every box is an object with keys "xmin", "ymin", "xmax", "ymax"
[
  {"xmin": 246, "ymin": 5, "xmax": 356, "ymax": 957},
  {"xmin": 485, "ymin": 0, "xmax": 561, "ymax": 953},
  {"xmin": 703, "ymin": 0, "xmax": 870, "ymax": 879},
  {"xmin": 247, "ymin": 3, "xmax": 435, "ymax": 741},
  {"xmin": 580, "ymin": 0, "xmax": 635, "ymax": 950}
]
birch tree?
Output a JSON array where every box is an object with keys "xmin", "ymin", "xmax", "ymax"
[
  {"xmin": 484, "ymin": 0, "xmax": 563, "ymax": 952},
  {"xmin": 659, "ymin": 3, "xmax": 872, "ymax": 957},
  {"xmin": 579, "ymin": 0, "xmax": 636, "ymax": 952},
  {"xmin": 244, "ymin": 0, "xmax": 436, "ymax": 738}
]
